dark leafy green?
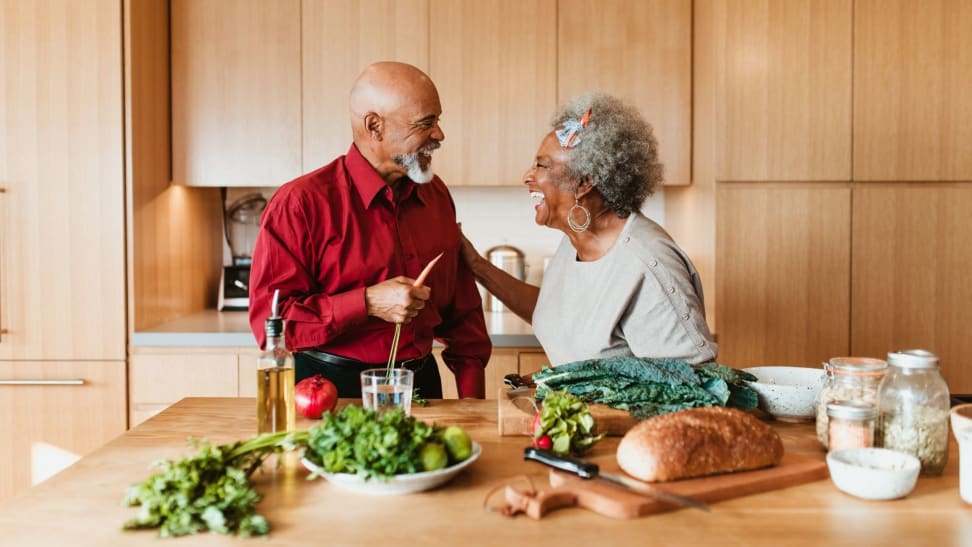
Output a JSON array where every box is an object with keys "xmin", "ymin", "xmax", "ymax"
[{"xmin": 532, "ymin": 356, "xmax": 759, "ymax": 420}]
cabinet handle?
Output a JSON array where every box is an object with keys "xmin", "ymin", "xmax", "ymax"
[{"xmin": 0, "ymin": 379, "xmax": 86, "ymax": 386}]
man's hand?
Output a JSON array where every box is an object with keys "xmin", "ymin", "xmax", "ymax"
[{"xmin": 364, "ymin": 276, "xmax": 431, "ymax": 324}]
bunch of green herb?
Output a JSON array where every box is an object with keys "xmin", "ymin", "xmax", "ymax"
[
  {"xmin": 303, "ymin": 405, "xmax": 436, "ymax": 480},
  {"xmin": 533, "ymin": 356, "xmax": 759, "ymax": 419},
  {"xmin": 535, "ymin": 390, "xmax": 605, "ymax": 455},
  {"xmin": 122, "ymin": 431, "xmax": 306, "ymax": 538}
]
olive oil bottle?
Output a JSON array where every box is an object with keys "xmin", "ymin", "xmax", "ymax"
[{"xmin": 256, "ymin": 290, "xmax": 295, "ymax": 434}]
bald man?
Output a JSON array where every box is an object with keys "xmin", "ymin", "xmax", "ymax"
[{"xmin": 249, "ymin": 62, "xmax": 491, "ymax": 399}]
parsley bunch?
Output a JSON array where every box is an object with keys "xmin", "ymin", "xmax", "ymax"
[
  {"xmin": 122, "ymin": 431, "xmax": 306, "ymax": 538},
  {"xmin": 303, "ymin": 405, "xmax": 435, "ymax": 480}
]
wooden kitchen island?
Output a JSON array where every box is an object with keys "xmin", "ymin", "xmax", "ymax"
[{"xmin": 1, "ymin": 398, "xmax": 969, "ymax": 546}]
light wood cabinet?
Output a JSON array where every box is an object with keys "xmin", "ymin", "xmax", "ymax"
[
  {"xmin": 429, "ymin": 0, "xmax": 557, "ymax": 186},
  {"xmin": 854, "ymin": 0, "xmax": 972, "ymax": 181},
  {"xmin": 0, "ymin": 361, "xmax": 126, "ymax": 501},
  {"xmin": 851, "ymin": 186, "xmax": 972, "ymax": 392},
  {"xmin": 171, "ymin": 0, "xmax": 301, "ymax": 186},
  {"xmin": 517, "ymin": 351, "xmax": 551, "ymax": 377},
  {"xmin": 1, "ymin": 0, "xmax": 127, "ymax": 503},
  {"xmin": 559, "ymin": 0, "xmax": 693, "ymax": 185},
  {"xmin": 301, "ymin": 0, "xmax": 429, "ymax": 172},
  {"xmin": 715, "ymin": 0, "xmax": 852, "ymax": 182},
  {"xmin": 129, "ymin": 348, "xmax": 241, "ymax": 426},
  {"xmin": 0, "ymin": 0, "xmax": 126, "ymax": 361},
  {"xmin": 716, "ymin": 185, "xmax": 851, "ymax": 367},
  {"xmin": 129, "ymin": 347, "xmax": 258, "ymax": 426}
]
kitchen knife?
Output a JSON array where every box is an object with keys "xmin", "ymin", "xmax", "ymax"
[
  {"xmin": 504, "ymin": 374, "xmax": 539, "ymax": 414},
  {"xmin": 523, "ymin": 447, "xmax": 711, "ymax": 512}
]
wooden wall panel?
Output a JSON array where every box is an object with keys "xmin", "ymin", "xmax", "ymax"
[
  {"xmin": 126, "ymin": 0, "xmax": 223, "ymax": 331},
  {"xmin": 851, "ymin": 186, "xmax": 972, "ymax": 392},
  {"xmin": 716, "ymin": 185, "xmax": 851, "ymax": 367},
  {"xmin": 302, "ymin": 0, "xmax": 429, "ymax": 172},
  {"xmin": 0, "ymin": 0, "xmax": 126, "ymax": 360},
  {"xmin": 716, "ymin": 0, "xmax": 852, "ymax": 182},
  {"xmin": 171, "ymin": 0, "xmax": 301, "ymax": 186},
  {"xmin": 430, "ymin": 0, "xmax": 557, "ymax": 186},
  {"xmin": 559, "ymin": 0, "xmax": 693, "ymax": 185},
  {"xmin": 854, "ymin": 0, "xmax": 972, "ymax": 181}
]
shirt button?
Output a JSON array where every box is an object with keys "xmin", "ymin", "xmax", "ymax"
[
  {"xmin": 668, "ymin": 286, "xmax": 676, "ymax": 294},
  {"xmin": 681, "ymin": 313, "xmax": 689, "ymax": 320},
  {"xmin": 649, "ymin": 259, "xmax": 658, "ymax": 267},
  {"xmin": 624, "ymin": 236, "xmax": 630, "ymax": 243}
]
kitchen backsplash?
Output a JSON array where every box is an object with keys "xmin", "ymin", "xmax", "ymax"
[{"xmin": 223, "ymin": 186, "xmax": 665, "ymax": 286}]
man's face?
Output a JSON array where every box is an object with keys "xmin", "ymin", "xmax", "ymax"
[{"xmin": 384, "ymin": 92, "xmax": 445, "ymax": 184}]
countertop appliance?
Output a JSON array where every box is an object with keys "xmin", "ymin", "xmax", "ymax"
[
  {"xmin": 219, "ymin": 193, "xmax": 267, "ymax": 311},
  {"xmin": 484, "ymin": 245, "xmax": 525, "ymax": 312}
]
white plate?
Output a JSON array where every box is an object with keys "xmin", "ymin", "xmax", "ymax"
[{"xmin": 300, "ymin": 442, "xmax": 482, "ymax": 496}]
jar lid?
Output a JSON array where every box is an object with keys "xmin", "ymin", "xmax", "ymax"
[
  {"xmin": 827, "ymin": 400, "xmax": 877, "ymax": 420},
  {"xmin": 827, "ymin": 357, "xmax": 888, "ymax": 373},
  {"xmin": 887, "ymin": 349, "xmax": 939, "ymax": 369}
]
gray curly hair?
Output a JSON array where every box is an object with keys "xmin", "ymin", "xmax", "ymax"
[{"xmin": 550, "ymin": 92, "xmax": 663, "ymax": 217}]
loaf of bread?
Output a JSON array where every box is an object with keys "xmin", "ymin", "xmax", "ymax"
[{"xmin": 616, "ymin": 406, "xmax": 783, "ymax": 482}]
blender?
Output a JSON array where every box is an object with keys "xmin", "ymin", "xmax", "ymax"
[{"xmin": 219, "ymin": 193, "xmax": 267, "ymax": 311}]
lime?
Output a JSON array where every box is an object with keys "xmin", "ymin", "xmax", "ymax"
[
  {"xmin": 419, "ymin": 442, "xmax": 449, "ymax": 471},
  {"xmin": 440, "ymin": 426, "xmax": 472, "ymax": 462}
]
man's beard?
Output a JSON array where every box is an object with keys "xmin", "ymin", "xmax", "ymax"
[{"xmin": 394, "ymin": 143, "xmax": 439, "ymax": 184}]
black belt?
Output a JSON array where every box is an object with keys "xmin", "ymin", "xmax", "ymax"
[{"xmin": 301, "ymin": 350, "xmax": 431, "ymax": 372}]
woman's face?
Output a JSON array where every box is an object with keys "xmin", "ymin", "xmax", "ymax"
[{"xmin": 523, "ymin": 132, "xmax": 576, "ymax": 231}]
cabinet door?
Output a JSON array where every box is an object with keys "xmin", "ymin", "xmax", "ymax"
[
  {"xmin": 716, "ymin": 185, "xmax": 851, "ymax": 367},
  {"xmin": 854, "ymin": 0, "xmax": 972, "ymax": 181},
  {"xmin": 302, "ymin": 0, "xmax": 429, "ymax": 172},
  {"xmin": 0, "ymin": 0, "xmax": 126, "ymax": 361},
  {"xmin": 129, "ymin": 349, "xmax": 240, "ymax": 426},
  {"xmin": 429, "ymin": 0, "xmax": 557, "ymax": 186},
  {"xmin": 518, "ymin": 351, "xmax": 550, "ymax": 377},
  {"xmin": 0, "ymin": 361, "xmax": 126, "ymax": 501},
  {"xmin": 171, "ymin": 0, "xmax": 301, "ymax": 186},
  {"xmin": 851, "ymin": 186, "xmax": 972, "ymax": 392},
  {"xmin": 715, "ymin": 0, "xmax": 851, "ymax": 182},
  {"xmin": 559, "ymin": 0, "xmax": 693, "ymax": 185}
]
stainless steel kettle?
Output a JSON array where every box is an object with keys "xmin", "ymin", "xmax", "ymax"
[{"xmin": 484, "ymin": 245, "xmax": 525, "ymax": 312}]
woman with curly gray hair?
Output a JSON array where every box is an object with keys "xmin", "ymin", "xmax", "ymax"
[{"xmin": 461, "ymin": 92, "xmax": 716, "ymax": 366}]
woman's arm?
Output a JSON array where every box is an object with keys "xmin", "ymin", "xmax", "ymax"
[{"xmin": 459, "ymin": 231, "xmax": 540, "ymax": 323}]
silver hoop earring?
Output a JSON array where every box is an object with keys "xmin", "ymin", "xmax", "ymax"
[{"xmin": 567, "ymin": 199, "xmax": 591, "ymax": 232}]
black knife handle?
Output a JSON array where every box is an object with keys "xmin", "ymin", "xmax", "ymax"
[{"xmin": 523, "ymin": 447, "xmax": 599, "ymax": 479}]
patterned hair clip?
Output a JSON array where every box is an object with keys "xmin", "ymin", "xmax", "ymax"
[{"xmin": 555, "ymin": 108, "xmax": 592, "ymax": 149}]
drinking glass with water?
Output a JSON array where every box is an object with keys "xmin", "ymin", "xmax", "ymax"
[{"xmin": 360, "ymin": 368, "xmax": 414, "ymax": 415}]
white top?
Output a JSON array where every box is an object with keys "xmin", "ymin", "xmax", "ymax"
[{"xmin": 533, "ymin": 213, "xmax": 717, "ymax": 366}]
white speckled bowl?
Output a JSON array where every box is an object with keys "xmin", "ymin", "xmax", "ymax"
[
  {"xmin": 827, "ymin": 448, "xmax": 920, "ymax": 500},
  {"xmin": 742, "ymin": 366, "xmax": 825, "ymax": 422}
]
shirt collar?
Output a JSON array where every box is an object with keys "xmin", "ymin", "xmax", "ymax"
[{"xmin": 345, "ymin": 145, "xmax": 426, "ymax": 207}]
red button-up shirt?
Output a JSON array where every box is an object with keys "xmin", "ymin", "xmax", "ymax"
[{"xmin": 249, "ymin": 145, "xmax": 491, "ymax": 398}]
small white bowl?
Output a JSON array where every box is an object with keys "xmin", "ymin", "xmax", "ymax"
[
  {"xmin": 826, "ymin": 447, "xmax": 920, "ymax": 500},
  {"xmin": 742, "ymin": 366, "xmax": 825, "ymax": 422}
]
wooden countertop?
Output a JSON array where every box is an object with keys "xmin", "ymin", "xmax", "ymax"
[
  {"xmin": 1, "ymin": 398, "xmax": 969, "ymax": 546},
  {"xmin": 131, "ymin": 310, "xmax": 540, "ymax": 347}
]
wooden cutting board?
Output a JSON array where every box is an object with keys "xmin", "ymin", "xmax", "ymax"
[
  {"xmin": 504, "ymin": 452, "xmax": 828, "ymax": 519},
  {"xmin": 497, "ymin": 387, "xmax": 638, "ymax": 436}
]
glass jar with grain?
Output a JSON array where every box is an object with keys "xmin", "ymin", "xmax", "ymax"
[
  {"xmin": 827, "ymin": 400, "xmax": 876, "ymax": 452},
  {"xmin": 876, "ymin": 349, "xmax": 950, "ymax": 476},
  {"xmin": 816, "ymin": 357, "xmax": 887, "ymax": 450}
]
